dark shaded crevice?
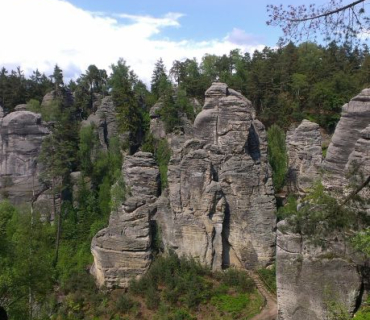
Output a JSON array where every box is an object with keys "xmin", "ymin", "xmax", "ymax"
[
  {"xmin": 150, "ymin": 219, "xmax": 164, "ymax": 254},
  {"xmin": 221, "ymin": 201, "xmax": 231, "ymax": 269},
  {"xmin": 244, "ymin": 124, "xmax": 261, "ymax": 162},
  {"xmin": 211, "ymin": 164, "xmax": 218, "ymax": 182},
  {"xmin": 353, "ymin": 281, "xmax": 364, "ymax": 315},
  {"xmin": 0, "ymin": 307, "xmax": 7, "ymax": 320}
]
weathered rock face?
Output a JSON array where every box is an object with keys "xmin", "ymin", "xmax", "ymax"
[
  {"xmin": 277, "ymin": 89, "xmax": 370, "ymax": 320},
  {"xmin": 149, "ymin": 101, "xmax": 166, "ymax": 140},
  {"xmin": 0, "ymin": 111, "xmax": 49, "ymax": 204},
  {"xmin": 82, "ymin": 96, "xmax": 119, "ymax": 151},
  {"xmin": 156, "ymin": 82, "xmax": 276, "ymax": 270},
  {"xmin": 149, "ymin": 99, "xmax": 195, "ymax": 151},
  {"xmin": 92, "ymin": 83, "xmax": 277, "ymax": 288},
  {"xmin": 323, "ymin": 88, "xmax": 370, "ymax": 188},
  {"xmin": 286, "ymin": 120, "xmax": 322, "ymax": 193},
  {"xmin": 345, "ymin": 125, "xmax": 370, "ymax": 212},
  {"xmin": 91, "ymin": 152, "xmax": 160, "ymax": 288},
  {"xmin": 276, "ymin": 221, "xmax": 363, "ymax": 320}
]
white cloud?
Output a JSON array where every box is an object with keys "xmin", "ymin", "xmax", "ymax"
[{"xmin": 0, "ymin": 0, "xmax": 265, "ymax": 85}]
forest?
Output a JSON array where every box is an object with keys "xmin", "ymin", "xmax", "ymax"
[{"xmin": 1, "ymin": 40, "xmax": 370, "ymax": 319}]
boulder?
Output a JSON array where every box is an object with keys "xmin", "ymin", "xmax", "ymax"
[{"xmin": 286, "ymin": 120, "xmax": 322, "ymax": 193}]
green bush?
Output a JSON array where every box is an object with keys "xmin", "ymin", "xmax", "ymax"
[
  {"xmin": 220, "ymin": 268, "xmax": 255, "ymax": 293},
  {"xmin": 257, "ymin": 264, "xmax": 276, "ymax": 294},
  {"xmin": 267, "ymin": 124, "xmax": 288, "ymax": 192},
  {"xmin": 211, "ymin": 293, "xmax": 250, "ymax": 314},
  {"xmin": 155, "ymin": 139, "xmax": 171, "ymax": 190},
  {"xmin": 115, "ymin": 294, "xmax": 136, "ymax": 313}
]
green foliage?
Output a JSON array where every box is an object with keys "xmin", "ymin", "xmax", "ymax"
[
  {"xmin": 115, "ymin": 294, "xmax": 136, "ymax": 313},
  {"xmin": 277, "ymin": 195, "xmax": 298, "ymax": 221},
  {"xmin": 218, "ymin": 268, "xmax": 255, "ymax": 293},
  {"xmin": 267, "ymin": 124, "xmax": 288, "ymax": 192},
  {"xmin": 130, "ymin": 252, "xmax": 211, "ymax": 309},
  {"xmin": 210, "ymin": 293, "xmax": 250, "ymax": 314},
  {"xmin": 109, "ymin": 58, "xmax": 143, "ymax": 151},
  {"xmin": 281, "ymin": 182, "xmax": 367, "ymax": 244},
  {"xmin": 0, "ymin": 202, "xmax": 54, "ymax": 318},
  {"xmin": 155, "ymin": 139, "xmax": 171, "ymax": 190},
  {"xmin": 78, "ymin": 124, "xmax": 97, "ymax": 176},
  {"xmin": 257, "ymin": 264, "xmax": 277, "ymax": 295},
  {"xmin": 352, "ymin": 227, "xmax": 370, "ymax": 257}
]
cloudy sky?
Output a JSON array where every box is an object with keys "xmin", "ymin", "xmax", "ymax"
[{"xmin": 0, "ymin": 0, "xmax": 327, "ymax": 84}]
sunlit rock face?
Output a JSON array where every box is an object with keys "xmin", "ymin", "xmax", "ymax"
[
  {"xmin": 322, "ymin": 88, "xmax": 370, "ymax": 189},
  {"xmin": 82, "ymin": 95, "xmax": 119, "ymax": 151},
  {"xmin": 286, "ymin": 119, "xmax": 323, "ymax": 193},
  {"xmin": 157, "ymin": 82, "xmax": 276, "ymax": 270},
  {"xmin": 277, "ymin": 88, "xmax": 370, "ymax": 320},
  {"xmin": 0, "ymin": 110, "xmax": 49, "ymax": 204},
  {"xmin": 91, "ymin": 83, "xmax": 277, "ymax": 288},
  {"xmin": 91, "ymin": 152, "xmax": 160, "ymax": 288}
]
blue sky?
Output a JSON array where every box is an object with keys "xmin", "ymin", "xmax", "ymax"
[{"xmin": 0, "ymin": 0, "xmax": 329, "ymax": 84}]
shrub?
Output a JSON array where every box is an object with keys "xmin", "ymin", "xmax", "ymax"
[
  {"xmin": 220, "ymin": 268, "xmax": 255, "ymax": 293},
  {"xmin": 115, "ymin": 294, "xmax": 136, "ymax": 313},
  {"xmin": 267, "ymin": 124, "xmax": 288, "ymax": 192}
]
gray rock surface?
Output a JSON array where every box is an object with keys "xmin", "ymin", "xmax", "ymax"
[
  {"xmin": 157, "ymin": 82, "xmax": 276, "ymax": 270},
  {"xmin": 346, "ymin": 124, "xmax": 370, "ymax": 202},
  {"xmin": 82, "ymin": 96, "xmax": 119, "ymax": 151},
  {"xmin": 92, "ymin": 83, "xmax": 277, "ymax": 288},
  {"xmin": 276, "ymin": 221, "xmax": 363, "ymax": 320},
  {"xmin": 286, "ymin": 120, "xmax": 322, "ymax": 193},
  {"xmin": 322, "ymin": 88, "xmax": 370, "ymax": 188},
  {"xmin": 91, "ymin": 152, "xmax": 160, "ymax": 288},
  {"xmin": 0, "ymin": 111, "xmax": 49, "ymax": 204}
]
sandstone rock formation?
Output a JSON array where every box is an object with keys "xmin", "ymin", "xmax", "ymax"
[
  {"xmin": 149, "ymin": 98, "xmax": 195, "ymax": 151},
  {"xmin": 91, "ymin": 152, "xmax": 159, "ymax": 288},
  {"xmin": 92, "ymin": 83, "xmax": 277, "ymax": 288},
  {"xmin": 322, "ymin": 88, "xmax": 370, "ymax": 188},
  {"xmin": 158, "ymin": 83, "xmax": 276, "ymax": 270},
  {"xmin": 276, "ymin": 221, "xmax": 363, "ymax": 320},
  {"xmin": 286, "ymin": 120, "xmax": 322, "ymax": 193},
  {"xmin": 346, "ymin": 125, "xmax": 370, "ymax": 201},
  {"xmin": 0, "ymin": 111, "xmax": 49, "ymax": 204},
  {"xmin": 277, "ymin": 89, "xmax": 370, "ymax": 320},
  {"xmin": 82, "ymin": 96, "xmax": 119, "ymax": 151}
]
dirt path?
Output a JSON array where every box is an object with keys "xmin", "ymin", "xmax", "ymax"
[{"xmin": 248, "ymin": 270, "xmax": 277, "ymax": 320}]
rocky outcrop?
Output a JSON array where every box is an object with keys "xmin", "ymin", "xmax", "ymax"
[
  {"xmin": 82, "ymin": 96, "xmax": 119, "ymax": 151},
  {"xmin": 156, "ymin": 82, "xmax": 276, "ymax": 270},
  {"xmin": 345, "ymin": 125, "xmax": 370, "ymax": 207},
  {"xmin": 91, "ymin": 152, "xmax": 159, "ymax": 288},
  {"xmin": 41, "ymin": 89, "xmax": 74, "ymax": 109},
  {"xmin": 0, "ymin": 111, "xmax": 49, "ymax": 204},
  {"xmin": 92, "ymin": 83, "xmax": 277, "ymax": 288},
  {"xmin": 322, "ymin": 88, "xmax": 370, "ymax": 188},
  {"xmin": 277, "ymin": 89, "xmax": 370, "ymax": 320},
  {"xmin": 149, "ymin": 99, "xmax": 195, "ymax": 151},
  {"xmin": 276, "ymin": 221, "xmax": 363, "ymax": 320},
  {"xmin": 286, "ymin": 120, "xmax": 322, "ymax": 193}
]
